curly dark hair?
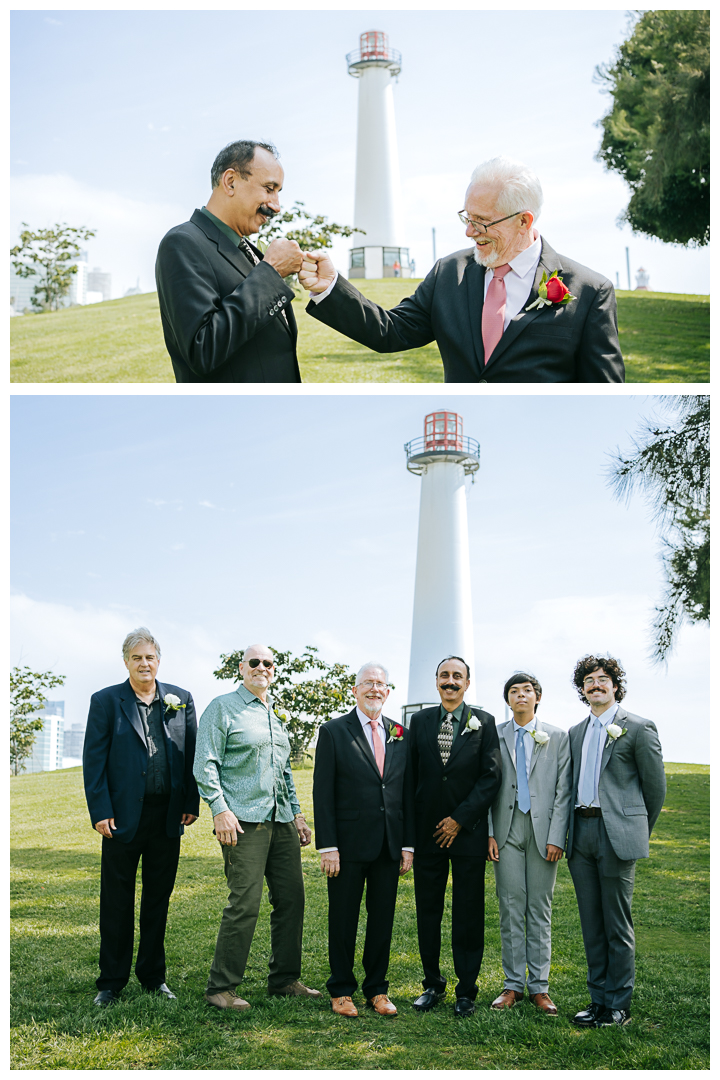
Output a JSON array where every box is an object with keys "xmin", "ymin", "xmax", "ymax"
[
  {"xmin": 572, "ymin": 655, "xmax": 626, "ymax": 704},
  {"xmin": 503, "ymin": 671, "xmax": 542, "ymax": 712}
]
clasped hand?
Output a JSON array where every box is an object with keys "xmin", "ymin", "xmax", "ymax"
[
  {"xmin": 261, "ymin": 241, "xmax": 336, "ymax": 295},
  {"xmin": 433, "ymin": 816, "xmax": 461, "ymax": 848}
]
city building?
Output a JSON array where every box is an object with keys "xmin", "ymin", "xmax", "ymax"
[
  {"xmin": 25, "ymin": 701, "xmax": 65, "ymax": 773},
  {"xmin": 87, "ymin": 267, "xmax": 112, "ymax": 302}
]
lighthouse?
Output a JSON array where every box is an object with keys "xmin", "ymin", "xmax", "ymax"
[
  {"xmin": 403, "ymin": 411, "xmax": 480, "ymax": 724},
  {"xmin": 346, "ymin": 30, "xmax": 410, "ymax": 279}
]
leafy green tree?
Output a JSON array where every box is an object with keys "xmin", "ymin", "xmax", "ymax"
[
  {"xmin": 10, "ymin": 223, "xmax": 97, "ymax": 311},
  {"xmin": 259, "ymin": 201, "xmax": 363, "ymax": 252},
  {"xmin": 10, "ymin": 666, "xmax": 66, "ymax": 775},
  {"xmin": 608, "ymin": 396, "xmax": 709, "ymax": 661},
  {"xmin": 595, "ymin": 10, "xmax": 709, "ymax": 246},
  {"xmin": 214, "ymin": 646, "xmax": 357, "ymax": 760}
]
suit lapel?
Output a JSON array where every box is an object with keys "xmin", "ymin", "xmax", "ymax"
[
  {"xmin": 156, "ymin": 681, "xmax": 175, "ymax": 785},
  {"xmin": 571, "ymin": 717, "xmax": 591, "ymax": 798},
  {"xmin": 465, "ymin": 257, "xmax": 487, "ymax": 375},
  {"xmin": 424, "ymin": 706, "xmax": 445, "ymax": 767},
  {"xmin": 482, "ymin": 238, "xmax": 564, "ymax": 373},
  {"xmin": 528, "ymin": 721, "xmax": 543, "ymax": 779},
  {"xmin": 502, "ymin": 721, "xmax": 516, "ymax": 769},
  {"xmin": 382, "ymin": 716, "xmax": 396, "ymax": 775},
  {"xmin": 599, "ymin": 707, "xmax": 624, "ymax": 775},
  {"xmin": 119, "ymin": 680, "xmax": 147, "ymax": 747},
  {"xmin": 446, "ymin": 705, "xmax": 476, "ymax": 766},
  {"xmin": 347, "ymin": 710, "xmax": 380, "ymax": 775}
]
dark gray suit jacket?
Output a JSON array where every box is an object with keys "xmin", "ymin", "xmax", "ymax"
[
  {"xmin": 566, "ymin": 706, "xmax": 666, "ymax": 862},
  {"xmin": 307, "ymin": 238, "xmax": 624, "ymax": 383},
  {"xmin": 155, "ymin": 210, "xmax": 301, "ymax": 383}
]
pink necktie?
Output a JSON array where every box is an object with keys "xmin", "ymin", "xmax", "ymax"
[
  {"xmin": 369, "ymin": 720, "xmax": 385, "ymax": 777},
  {"xmin": 482, "ymin": 263, "xmax": 512, "ymax": 364}
]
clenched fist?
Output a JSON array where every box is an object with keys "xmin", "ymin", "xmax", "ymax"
[
  {"xmin": 263, "ymin": 238, "xmax": 303, "ymax": 277},
  {"xmin": 299, "ymin": 250, "xmax": 337, "ymax": 294}
]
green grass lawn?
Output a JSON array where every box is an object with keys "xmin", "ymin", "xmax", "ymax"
[
  {"xmin": 11, "ymin": 762, "xmax": 708, "ymax": 1069},
  {"xmin": 10, "ymin": 283, "xmax": 709, "ymax": 383}
]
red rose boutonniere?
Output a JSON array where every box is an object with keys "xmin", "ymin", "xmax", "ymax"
[
  {"xmin": 388, "ymin": 722, "xmax": 404, "ymax": 742},
  {"xmin": 526, "ymin": 270, "xmax": 577, "ymax": 311}
]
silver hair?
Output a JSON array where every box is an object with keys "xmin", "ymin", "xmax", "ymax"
[
  {"xmin": 355, "ymin": 661, "xmax": 390, "ymax": 687},
  {"xmin": 122, "ymin": 628, "xmax": 161, "ymax": 662},
  {"xmin": 468, "ymin": 156, "xmax": 543, "ymax": 220}
]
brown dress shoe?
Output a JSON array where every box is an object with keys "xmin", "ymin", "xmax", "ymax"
[
  {"xmin": 366, "ymin": 994, "xmax": 398, "ymax": 1016},
  {"xmin": 269, "ymin": 980, "xmax": 321, "ymax": 998},
  {"xmin": 331, "ymin": 996, "xmax": 359, "ymax": 1017},
  {"xmin": 491, "ymin": 989, "xmax": 524, "ymax": 1010},
  {"xmin": 204, "ymin": 990, "xmax": 251, "ymax": 1011},
  {"xmin": 530, "ymin": 992, "xmax": 558, "ymax": 1015}
]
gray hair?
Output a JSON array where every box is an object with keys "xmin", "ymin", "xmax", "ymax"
[
  {"xmin": 355, "ymin": 662, "xmax": 390, "ymax": 687},
  {"xmin": 122, "ymin": 628, "xmax": 161, "ymax": 662},
  {"xmin": 468, "ymin": 156, "xmax": 543, "ymax": 221}
]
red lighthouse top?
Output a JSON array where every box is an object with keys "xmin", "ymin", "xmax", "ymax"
[
  {"xmin": 424, "ymin": 411, "xmax": 463, "ymax": 451},
  {"xmin": 360, "ymin": 30, "xmax": 389, "ymax": 60}
]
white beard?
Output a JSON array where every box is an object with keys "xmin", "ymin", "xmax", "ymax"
[{"xmin": 473, "ymin": 244, "xmax": 500, "ymax": 269}]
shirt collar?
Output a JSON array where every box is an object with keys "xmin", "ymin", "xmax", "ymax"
[
  {"xmin": 512, "ymin": 714, "xmax": 537, "ymax": 735},
  {"xmin": 507, "ymin": 230, "xmax": 542, "ymax": 279},
  {"xmin": 236, "ymin": 682, "xmax": 273, "ymax": 708},
  {"xmin": 442, "ymin": 702, "xmax": 466, "ymax": 722},
  {"xmin": 590, "ymin": 702, "xmax": 620, "ymax": 728},
  {"xmin": 200, "ymin": 205, "xmax": 243, "ymax": 249},
  {"xmin": 356, "ymin": 705, "xmax": 383, "ymax": 727},
  {"xmin": 135, "ymin": 686, "xmax": 160, "ymax": 705}
]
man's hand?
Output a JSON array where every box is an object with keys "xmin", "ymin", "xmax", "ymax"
[
  {"xmin": 213, "ymin": 810, "xmax": 243, "ymax": 846},
  {"xmin": 433, "ymin": 816, "xmax": 461, "ymax": 848},
  {"xmin": 294, "ymin": 814, "xmax": 312, "ymax": 847},
  {"xmin": 299, "ymin": 250, "xmax": 336, "ymax": 294},
  {"xmin": 321, "ymin": 851, "xmax": 340, "ymax": 877},
  {"xmin": 94, "ymin": 818, "xmax": 116, "ymax": 839},
  {"xmin": 487, "ymin": 837, "xmax": 500, "ymax": 862},
  {"xmin": 399, "ymin": 851, "xmax": 414, "ymax": 876},
  {"xmin": 181, "ymin": 813, "xmax": 198, "ymax": 826},
  {"xmin": 262, "ymin": 238, "xmax": 303, "ymax": 278},
  {"xmin": 546, "ymin": 844, "xmax": 564, "ymax": 862}
]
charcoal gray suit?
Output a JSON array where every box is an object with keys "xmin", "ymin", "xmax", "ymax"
[
  {"xmin": 307, "ymin": 238, "xmax": 624, "ymax": 383},
  {"xmin": 155, "ymin": 210, "xmax": 301, "ymax": 383},
  {"xmin": 566, "ymin": 707, "xmax": 665, "ymax": 1011},
  {"xmin": 489, "ymin": 719, "xmax": 572, "ymax": 995}
]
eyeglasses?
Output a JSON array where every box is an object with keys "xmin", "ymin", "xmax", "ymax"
[
  {"xmin": 358, "ymin": 680, "xmax": 388, "ymax": 690},
  {"xmin": 457, "ymin": 209, "xmax": 524, "ymax": 233},
  {"xmin": 582, "ymin": 675, "xmax": 612, "ymax": 687},
  {"xmin": 246, "ymin": 658, "xmax": 274, "ymax": 669}
]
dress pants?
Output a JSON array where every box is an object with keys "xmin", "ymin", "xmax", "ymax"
[
  {"xmin": 326, "ymin": 837, "xmax": 399, "ymax": 999},
  {"xmin": 567, "ymin": 814, "xmax": 636, "ymax": 1010},
  {"xmin": 98, "ymin": 796, "xmax": 181, "ymax": 992},
  {"xmin": 413, "ymin": 850, "xmax": 486, "ymax": 1000},
  {"xmin": 493, "ymin": 804, "xmax": 558, "ymax": 995},
  {"xmin": 206, "ymin": 819, "xmax": 304, "ymax": 995}
]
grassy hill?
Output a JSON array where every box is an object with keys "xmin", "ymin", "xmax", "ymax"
[
  {"xmin": 10, "ymin": 282, "xmax": 709, "ymax": 383},
  {"xmin": 10, "ymin": 762, "xmax": 708, "ymax": 1069}
]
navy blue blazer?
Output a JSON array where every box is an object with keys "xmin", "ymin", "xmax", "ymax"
[{"xmin": 83, "ymin": 679, "xmax": 200, "ymax": 843}]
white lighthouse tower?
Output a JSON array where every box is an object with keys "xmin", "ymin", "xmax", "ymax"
[
  {"xmin": 403, "ymin": 411, "xmax": 480, "ymax": 724},
  {"xmin": 346, "ymin": 30, "xmax": 410, "ymax": 280}
]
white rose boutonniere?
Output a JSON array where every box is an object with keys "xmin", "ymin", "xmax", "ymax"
[
  {"xmin": 163, "ymin": 693, "xmax": 185, "ymax": 712},
  {"xmin": 530, "ymin": 729, "xmax": 550, "ymax": 747},
  {"xmin": 605, "ymin": 723, "xmax": 627, "ymax": 748},
  {"xmin": 462, "ymin": 714, "xmax": 481, "ymax": 735}
]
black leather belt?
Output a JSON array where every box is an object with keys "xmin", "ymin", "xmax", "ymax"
[{"xmin": 575, "ymin": 806, "xmax": 602, "ymax": 818}]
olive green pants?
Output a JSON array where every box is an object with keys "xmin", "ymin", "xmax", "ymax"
[{"xmin": 206, "ymin": 819, "xmax": 305, "ymax": 995}]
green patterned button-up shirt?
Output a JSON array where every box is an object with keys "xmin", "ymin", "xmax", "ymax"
[{"xmin": 193, "ymin": 683, "xmax": 301, "ymax": 823}]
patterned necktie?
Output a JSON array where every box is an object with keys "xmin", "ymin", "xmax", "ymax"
[
  {"xmin": 482, "ymin": 263, "xmax": 512, "ymax": 363},
  {"xmin": 239, "ymin": 237, "xmax": 259, "ymax": 265},
  {"xmin": 516, "ymin": 729, "xmax": 531, "ymax": 814},
  {"xmin": 438, "ymin": 712, "xmax": 454, "ymax": 766},
  {"xmin": 369, "ymin": 720, "xmax": 385, "ymax": 777},
  {"xmin": 580, "ymin": 717, "xmax": 601, "ymax": 806}
]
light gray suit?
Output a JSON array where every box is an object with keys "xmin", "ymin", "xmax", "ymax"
[
  {"xmin": 489, "ymin": 719, "xmax": 572, "ymax": 994},
  {"xmin": 567, "ymin": 706, "xmax": 665, "ymax": 1011}
]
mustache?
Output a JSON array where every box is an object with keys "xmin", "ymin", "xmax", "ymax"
[
  {"xmin": 258, "ymin": 204, "xmax": 278, "ymax": 218},
  {"xmin": 440, "ymin": 683, "xmax": 461, "ymax": 691}
]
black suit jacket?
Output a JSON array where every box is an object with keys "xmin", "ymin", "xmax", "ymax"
[
  {"xmin": 307, "ymin": 238, "xmax": 624, "ymax": 383},
  {"xmin": 313, "ymin": 710, "xmax": 411, "ymax": 862},
  {"xmin": 407, "ymin": 705, "xmax": 502, "ymax": 857},
  {"xmin": 83, "ymin": 679, "xmax": 200, "ymax": 843},
  {"xmin": 155, "ymin": 210, "xmax": 301, "ymax": 383}
]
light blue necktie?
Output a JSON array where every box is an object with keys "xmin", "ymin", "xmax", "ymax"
[
  {"xmin": 516, "ymin": 729, "xmax": 531, "ymax": 814},
  {"xmin": 580, "ymin": 717, "xmax": 601, "ymax": 806}
]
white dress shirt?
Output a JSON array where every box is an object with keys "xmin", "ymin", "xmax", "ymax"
[
  {"xmin": 576, "ymin": 703, "xmax": 620, "ymax": 808},
  {"xmin": 483, "ymin": 230, "xmax": 542, "ymax": 329}
]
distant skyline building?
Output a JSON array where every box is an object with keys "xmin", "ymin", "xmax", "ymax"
[
  {"xmin": 403, "ymin": 411, "xmax": 480, "ymax": 724},
  {"xmin": 88, "ymin": 266, "xmax": 112, "ymax": 302},
  {"xmin": 26, "ymin": 700, "xmax": 65, "ymax": 773},
  {"xmin": 346, "ymin": 29, "xmax": 410, "ymax": 280}
]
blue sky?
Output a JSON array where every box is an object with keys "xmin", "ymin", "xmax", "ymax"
[
  {"xmin": 10, "ymin": 393, "xmax": 708, "ymax": 764},
  {"xmin": 10, "ymin": 8, "xmax": 710, "ymax": 297}
]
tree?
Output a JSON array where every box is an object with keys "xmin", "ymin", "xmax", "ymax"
[
  {"xmin": 214, "ymin": 646, "xmax": 357, "ymax": 761},
  {"xmin": 10, "ymin": 223, "xmax": 97, "ymax": 311},
  {"xmin": 608, "ymin": 396, "xmax": 709, "ymax": 662},
  {"xmin": 595, "ymin": 10, "xmax": 709, "ymax": 247},
  {"xmin": 258, "ymin": 201, "xmax": 363, "ymax": 252},
  {"xmin": 10, "ymin": 666, "xmax": 66, "ymax": 775}
]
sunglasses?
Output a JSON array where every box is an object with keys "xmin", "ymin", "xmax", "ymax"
[{"xmin": 246, "ymin": 658, "xmax": 274, "ymax": 669}]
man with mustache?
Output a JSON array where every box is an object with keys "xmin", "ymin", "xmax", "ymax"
[
  {"xmin": 406, "ymin": 657, "xmax": 502, "ymax": 1017},
  {"xmin": 156, "ymin": 140, "xmax": 303, "ymax": 382},
  {"xmin": 299, "ymin": 155, "xmax": 624, "ymax": 383},
  {"xmin": 566, "ymin": 655, "xmax": 665, "ymax": 1028}
]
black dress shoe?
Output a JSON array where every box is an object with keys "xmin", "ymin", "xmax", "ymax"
[
  {"xmin": 143, "ymin": 982, "xmax": 177, "ymax": 1000},
  {"xmin": 597, "ymin": 1008, "xmax": 631, "ymax": 1027},
  {"xmin": 454, "ymin": 996, "xmax": 476, "ymax": 1018},
  {"xmin": 571, "ymin": 1002, "xmax": 606, "ymax": 1027},
  {"xmin": 93, "ymin": 989, "xmax": 119, "ymax": 1007},
  {"xmin": 413, "ymin": 987, "xmax": 446, "ymax": 1012}
]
